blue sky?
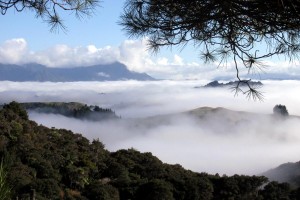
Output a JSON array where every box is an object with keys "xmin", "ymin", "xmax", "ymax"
[
  {"xmin": 1, "ymin": 1, "xmax": 300, "ymax": 80},
  {"xmin": 1, "ymin": 1, "xmax": 127, "ymax": 49}
]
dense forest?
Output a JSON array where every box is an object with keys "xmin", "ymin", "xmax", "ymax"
[{"xmin": 1, "ymin": 102, "xmax": 300, "ymax": 199}]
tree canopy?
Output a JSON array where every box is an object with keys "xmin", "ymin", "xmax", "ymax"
[
  {"xmin": 2, "ymin": 101, "xmax": 300, "ymax": 199},
  {"xmin": 0, "ymin": 0, "xmax": 99, "ymax": 31},
  {"xmin": 273, "ymin": 104, "xmax": 289, "ymax": 117},
  {"xmin": 120, "ymin": 0, "xmax": 300, "ymax": 100}
]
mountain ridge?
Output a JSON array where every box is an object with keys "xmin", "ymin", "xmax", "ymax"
[{"xmin": 0, "ymin": 62, "xmax": 154, "ymax": 81}]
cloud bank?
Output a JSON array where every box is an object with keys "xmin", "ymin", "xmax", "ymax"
[
  {"xmin": 1, "ymin": 38, "xmax": 300, "ymax": 80},
  {"xmin": 1, "ymin": 80, "xmax": 300, "ymax": 175},
  {"xmin": 0, "ymin": 38, "xmax": 204, "ymax": 79}
]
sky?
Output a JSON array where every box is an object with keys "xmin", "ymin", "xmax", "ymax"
[
  {"xmin": 2, "ymin": 0, "xmax": 300, "ymax": 79},
  {"xmin": 1, "ymin": 1, "xmax": 127, "ymax": 49}
]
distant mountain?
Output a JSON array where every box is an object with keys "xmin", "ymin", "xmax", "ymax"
[
  {"xmin": 0, "ymin": 62, "xmax": 154, "ymax": 81},
  {"xmin": 262, "ymin": 161, "xmax": 300, "ymax": 187},
  {"xmin": 195, "ymin": 80, "xmax": 263, "ymax": 88}
]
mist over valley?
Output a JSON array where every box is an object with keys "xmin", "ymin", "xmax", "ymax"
[{"xmin": 1, "ymin": 80, "xmax": 300, "ymax": 176}]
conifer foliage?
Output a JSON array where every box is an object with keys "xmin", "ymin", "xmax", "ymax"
[
  {"xmin": 120, "ymin": 0, "xmax": 300, "ymax": 99},
  {"xmin": 0, "ymin": 0, "xmax": 99, "ymax": 31}
]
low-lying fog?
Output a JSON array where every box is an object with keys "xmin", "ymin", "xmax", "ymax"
[{"xmin": 1, "ymin": 80, "xmax": 300, "ymax": 175}]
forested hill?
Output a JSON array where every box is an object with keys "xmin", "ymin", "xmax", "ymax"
[
  {"xmin": 0, "ymin": 62, "xmax": 154, "ymax": 81},
  {"xmin": 1, "ymin": 102, "xmax": 300, "ymax": 199},
  {"xmin": 20, "ymin": 102, "xmax": 120, "ymax": 121}
]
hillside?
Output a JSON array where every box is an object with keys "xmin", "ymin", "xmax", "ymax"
[
  {"xmin": 1, "ymin": 102, "xmax": 300, "ymax": 199},
  {"xmin": 20, "ymin": 102, "xmax": 120, "ymax": 121},
  {"xmin": 131, "ymin": 106, "xmax": 269, "ymax": 130},
  {"xmin": 262, "ymin": 162, "xmax": 300, "ymax": 188},
  {"xmin": 0, "ymin": 62, "xmax": 154, "ymax": 81}
]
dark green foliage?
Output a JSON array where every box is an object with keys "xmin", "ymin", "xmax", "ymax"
[
  {"xmin": 83, "ymin": 182, "xmax": 120, "ymax": 200},
  {"xmin": 135, "ymin": 179, "xmax": 174, "ymax": 200},
  {"xmin": 0, "ymin": 102, "xmax": 109, "ymax": 199},
  {"xmin": 212, "ymin": 175, "xmax": 268, "ymax": 200},
  {"xmin": 259, "ymin": 181, "xmax": 291, "ymax": 200},
  {"xmin": 1, "ymin": 101, "xmax": 299, "ymax": 199},
  {"xmin": 3, "ymin": 101, "xmax": 28, "ymax": 120}
]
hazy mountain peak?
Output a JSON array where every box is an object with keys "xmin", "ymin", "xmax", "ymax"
[{"xmin": 0, "ymin": 62, "xmax": 154, "ymax": 81}]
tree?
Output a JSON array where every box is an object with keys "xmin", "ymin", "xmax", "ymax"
[
  {"xmin": 0, "ymin": 0, "xmax": 99, "ymax": 31},
  {"xmin": 83, "ymin": 182, "xmax": 120, "ymax": 200},
  {"xmin": 120, "ymin": 0, "xmax": 300, "ymax": 100},
  {"xmin": 135, "ymin": 179, "xmax": 174, "ymax": 200},
  {"xmin": 273, "ymin": 104, "xmax": 289, "ymax": 117},
  {"xmin": 259, "ymin": 181, "xmax": 291, "ymax": 200}
]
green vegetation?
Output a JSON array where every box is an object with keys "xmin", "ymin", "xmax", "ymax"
[
  {"xmin": 1, "ymin": 101, "xmax": 300, "ymax": 199},
  {"xmin": 0, "ymin": 159, "xmax": 11, "ymax": 200},
  {"xmin": 20, "ymin": 102, "xmax": 119, "ymax": 121}
]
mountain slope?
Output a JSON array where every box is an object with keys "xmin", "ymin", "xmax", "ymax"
[
  {"xmin": 262, "ymin": 162, "xmax": 300, "ymax": 187},
  {"xmin": 132, "ymin": 106, "xmax": 269, "ymax": 130},
  {"xmin": 0, "ymin": 62, "xmax": 154, "ymax": 81},
  {"xmin": 1, "ymin": 102, "xmax": 282, "ymax": 200}
]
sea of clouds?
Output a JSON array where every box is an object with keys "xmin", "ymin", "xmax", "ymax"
[{"xmin": 1, "ymin": 80, "xmax": 300, "ymax": 175}]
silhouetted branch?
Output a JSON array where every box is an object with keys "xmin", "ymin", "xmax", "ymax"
[
  {"xmin": 120, "ymin": 0, "xmax": 300, "ymax": 100},
  {"xmin": 1, "ymin": 0, "xmax": 99, "ymax": 31}
]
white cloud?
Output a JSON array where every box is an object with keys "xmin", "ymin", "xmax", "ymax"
[
  {"xmin": 0, "ymin": 38, "xmax": 28, "ymax": 64},
  {"xmin": 32, "ymin": 44, "xmax": 120, "ymax": 67},
  {"xmin": 173, "ymin": 54, "xmax": 184, "ymax": 65},
  {"xmin": 1, "ymin": 38, "xmax": 300, "ymax": 80},
  {"xmin": 0, "ymin": 38, "xmax": 222, "ymax": 79}
]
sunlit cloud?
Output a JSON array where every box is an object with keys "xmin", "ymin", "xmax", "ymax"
[{"xmin": 0, "ymin": 38, "xmax": 28, "ymax": 64}]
